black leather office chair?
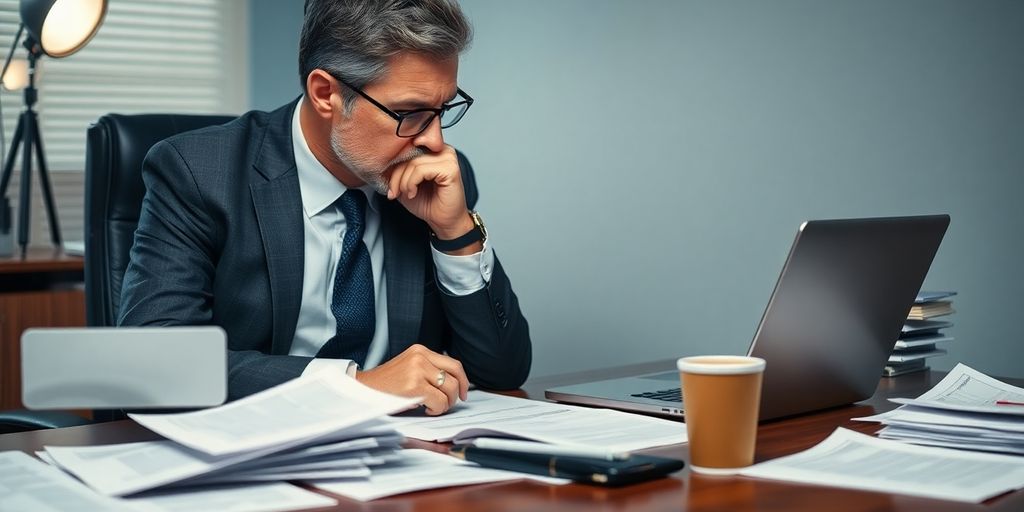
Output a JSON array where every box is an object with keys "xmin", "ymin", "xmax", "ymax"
[
  {"xmin": 0, "ymin": 113, "xmax": 234, "ymax": 434},
  {"xmin": 85, "ymin": 114, "xmax": 236, "ymax": 327}
]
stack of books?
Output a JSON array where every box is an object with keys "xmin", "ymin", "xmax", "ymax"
[{"xmin": 884, "ymin": 291, "xmax": 956, "ymax": 377}]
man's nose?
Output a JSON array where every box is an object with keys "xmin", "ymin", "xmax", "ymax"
[{"xmin": 413, "ymin": 116, "xmax": 445, "ymax": 153}]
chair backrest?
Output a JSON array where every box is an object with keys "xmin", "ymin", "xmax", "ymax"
[{"xmin": 84, "ymin": 114, "xmax": 235, "ymax": 327}]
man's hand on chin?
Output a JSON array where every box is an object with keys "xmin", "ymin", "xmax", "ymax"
[
  {"xmin": 354, "ymin": 344, "xmax": 469, "ymax": 416},
  {"xmin": 386, "ymin": 145, "xmax": 478, "ymax": 254}
]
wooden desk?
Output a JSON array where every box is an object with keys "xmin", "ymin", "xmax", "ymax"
[
  {"xmin": 0, "ymin": 249, "xmax": 86, "ymax": 410},
  {"xmin": 1, "ymin": 361, "xmax": 1020, "ymax": 511}
]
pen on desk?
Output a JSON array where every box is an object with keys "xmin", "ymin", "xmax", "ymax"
[
  {"xmin": 468, "ymin": 438, "xmax": 631, "ymax": 461},
  {"xmin": 995, "ymin": 400, "xmax": 1024, "ymax": 406}
]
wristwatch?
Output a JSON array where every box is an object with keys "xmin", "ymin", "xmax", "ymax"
[{"xmin": 431, "ymin": 211, "xmax": 487, "ymax": 252}]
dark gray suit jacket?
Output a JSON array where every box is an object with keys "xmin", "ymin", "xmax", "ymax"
[{"xmin": 117, "ymin": 100, "xmax": 531, "ymax": 400}]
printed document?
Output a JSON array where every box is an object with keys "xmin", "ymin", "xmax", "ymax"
[
  {"xmin": 45, "ymin": 439, "xmax": 296, "ymax": 497},
  {"xmin": 309, "ymin": 448, "xmax": 567, "ymax": 501},
  {"xmin": 0, "ymin": 451, "xmax": 337, "ymax": 512},
  {"xmin": 889, "ymin": 363, "xmax": 1024, "ymax": 416},
  {"xmin": 130, "ymin": 369, "xmax": 419, "ymax": 456},
  {"xmin": 386, "ymin": 391, "xmax": 686, "ymax": 452},
  {"xmin": 0, "ymin": 450, "xmax": 130, "ymax": 511},
  {"xmin": 739, "ymin": 428, "xmax": 1024, "ymax": 503}
]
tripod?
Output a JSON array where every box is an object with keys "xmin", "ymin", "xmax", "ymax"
[{"xmin": 0, "ymin": 38, "xmax": 61, "ymax": 255}]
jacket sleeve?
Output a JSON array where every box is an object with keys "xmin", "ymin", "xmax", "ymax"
[
  {"xmin": 117, "ymin": 139, "xmax": 312, "ymax": 400},
  {"xmin": 440, "ymin": 151, "xmax": 532, "ymax": 390}
]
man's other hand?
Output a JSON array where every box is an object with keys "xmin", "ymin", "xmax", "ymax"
[{"xmin": 355, "ymin": 344, "xmax": 469, "ymax": 415}]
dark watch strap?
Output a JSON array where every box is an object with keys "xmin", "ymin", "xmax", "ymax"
[
  {"xmin": 431, "ymin": 211, "xmax": 487, "ymax": 252},
  {"xmin": 430, "ymin": 224, "xmax": 483, "ymax": 252}
]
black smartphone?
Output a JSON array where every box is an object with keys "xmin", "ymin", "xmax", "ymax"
[{"xmin": 449, "ymin": 446, "xmax": 685, "ymax": 486}]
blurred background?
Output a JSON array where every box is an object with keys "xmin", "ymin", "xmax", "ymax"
[{"xmin": 5, "ymin": 0, "xmax": 1022, "ymax": 379}]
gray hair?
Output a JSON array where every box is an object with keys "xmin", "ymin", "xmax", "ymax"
[{"xmin": 299, "ymin": 0, "xmax": 472, "ymax": 113}]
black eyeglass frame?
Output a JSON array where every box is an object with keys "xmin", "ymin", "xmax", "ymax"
[{"xmin": 329, "ymin": 73, "xmax": 474, "ymax": 138}]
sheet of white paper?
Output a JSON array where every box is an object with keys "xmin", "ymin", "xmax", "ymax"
[
  {"xmin": 889, "ymin": 363, "xmax": 1024, "ymax": 415},
  {"xmin": 45, "ymin": 439, "xmax": 291, "ymax": 497},
  {"xmin": 387, "ymin": 391, "xmax": 686, "ymax": 452},
  {"xmin": 876, "ymin": 426, "xmax": 1024, "ymax": 455},
  {"xmin": 856, "ymin": 405, "xmax": 1024, "ymax": 433},
  {"xmin": 740, "ymin": 428, "xmax": 1024, "ymax": 503},
  {"xmin": 879, "ymin": 419, "xmax": 1024, "ymax": 441},
  {"xmin": 0, "ymin": 450, "xmax": 132, "ymax": 511},
  {"xmin": 309, "ymin": 448, "xmax": 567, "ymax": 501},
  {"xmin": 194, "ymin": 467, "xmax": 372, "ymax": 484},
  {"xmin": 226, "ymin": 455, "xmax": 373, "ymax": 475},
  {"xmin": 130, "ymin": 370, "xmax": 419, "ymax": 456},
  {"xmin": 251, "ymin": 434, "xmax": 402, "ymax": 468},
  {"xmin": 2, "ymin": 451, "xmax": 337, "ymax": 512},
  {"xmin": 126, "ymin": 483, "xmax": 337, "ymax": 512}
]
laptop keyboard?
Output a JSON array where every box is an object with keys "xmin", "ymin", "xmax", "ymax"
[{"xmin": 630, "ymin": 387, "xmax": 682, "ymax": 403}]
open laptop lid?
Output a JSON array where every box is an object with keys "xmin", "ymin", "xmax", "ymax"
[
  {"xmin": 21, "ymin": 327, "xmax": 228, "ymax": 409},
  {"xmin": 545, "ymin": 215, "xmax": 949, "ymax": 421},
  {"xmin": 750, "ymin": 215, "xmax": 949, "ymax": 420}
]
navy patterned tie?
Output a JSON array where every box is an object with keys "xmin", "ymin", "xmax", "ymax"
[{"xmin": 317, "ymin": 189, "xmax": 375, "ymax": 365}]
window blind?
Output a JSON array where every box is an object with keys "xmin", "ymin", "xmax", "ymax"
[{"xmin": 0, "ymin": 0, "xmax": 247, "ymax": 245}]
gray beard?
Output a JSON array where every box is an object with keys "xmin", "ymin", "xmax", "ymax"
[{"xmin": 329, "ymin": 126, "xmax": 424, "ymax": 195}]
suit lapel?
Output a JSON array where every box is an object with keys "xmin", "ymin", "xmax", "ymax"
[
  {"xmin": 380, "ymin": 198, "xmax": 426, "ymax": 358},
  {"xmin": 251, "ymin": 99, "xmax": 304, "ymax": 355}
]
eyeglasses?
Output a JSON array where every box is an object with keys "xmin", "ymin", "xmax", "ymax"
[{"xmin": 330, "ymin": 73, "xmax": 474, "ymax": 138}]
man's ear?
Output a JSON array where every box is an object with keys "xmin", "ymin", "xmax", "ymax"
[{"xmin": 305, "ymin": 69, "xmax": 340, "ymax": 120}]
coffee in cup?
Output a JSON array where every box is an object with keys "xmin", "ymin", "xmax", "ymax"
[{"xmin": 677, "ymin": 355, "xmax": 766, "ymax": 474}]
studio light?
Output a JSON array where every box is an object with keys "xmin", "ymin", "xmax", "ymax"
[{"xmin": 0, "ymin": 0, "xmax": 108, "ymax": 254}]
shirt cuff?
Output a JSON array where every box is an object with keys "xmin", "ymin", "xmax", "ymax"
[
  {"xmin": 430, "ymin": 239, "xmax": 495, "ymax": 296},
  {"xmin": 303, "ymin": 358, "xmax": 358, "ymax": 378}
]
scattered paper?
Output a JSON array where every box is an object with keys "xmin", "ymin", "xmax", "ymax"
[
  {"xmin": 889, "ymin": 363, "xmax": 1024, "ymax": 416},
  {"xmin": 126, "ymin": 482, "xmax": 337, "ymax": 512},
  {"xmin": 0, "ymin": 450, "xmax": 130, "ymax": 511},
  {"xmin": 0, "ymin": 451, "xmax": 337, "ymax": 512},
  {"xmin": 46, "ymin": 371, "xmax": 416, "ymax": 497},
  {"xmin": 387, "ymin": 391, "xmax": 686, "ymax": 452},
  {"xmin": 130, "ymin": 369, "xmax": 419, "ymax": 456},
  {"xmin": 739, "ymin": 428, "xmax": 1024, "ymax": 503},
  {"xmin": 309, "ymin": 448, "xmax": 568, "ymax": 501},
  {"xmin": 45, "ymin": 439, "xmax": 290, "ymax": 497}
]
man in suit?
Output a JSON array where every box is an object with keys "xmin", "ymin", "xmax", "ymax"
[{"xmin": 118, "ymin": 0, "xmax": 531, "ymax": 415}]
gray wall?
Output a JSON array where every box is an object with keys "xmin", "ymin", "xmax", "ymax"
[
  {"xmin": 250, "ymin": 1, "xmax": 1024, "ymax": 379},
  {"xmin": 249, "ymin": 0, "xmax": 303, "ymax": 111}
]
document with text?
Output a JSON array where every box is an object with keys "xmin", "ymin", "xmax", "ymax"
[
  {"xmin": 386, "ymin": 391, "xmax": 686, "ymax": 452},
  {"xmin": 309, "ymin": 448, "xmax": 567, "ymax": 501},
  {"xmin": 739, "ymin": 428, "xmax": 1024, "ymax": 503},
  {"xmin": 0, "ymin": 450, "xmax": 337, "ymax": 512},
  {"xmin": 889, "ymin": 363, "xmax": 1024, "ymax": 416},
  {"xmin": 130, "ymin": 369, "xmax": 419, "ymax": 456}
]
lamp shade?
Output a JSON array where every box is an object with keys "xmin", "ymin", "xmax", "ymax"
[{"xmin": 20, "ymin": 0, "xmax": 107, "ymax": 58}]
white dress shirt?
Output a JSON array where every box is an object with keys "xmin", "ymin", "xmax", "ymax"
[{"xmin": 288, "ymin": 102, "xmax": 495, "ymax": 377}]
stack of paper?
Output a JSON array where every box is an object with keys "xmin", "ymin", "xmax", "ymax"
[
  {"xmin": 41, "ymin": 369, "xmax": 419, "ymax": 497},
  {"xmin": 885, "ymin": 291, "xmax": 956, "ymax": 377},
  {"xmin": 856, "ymin": 363, "xmax": 1024, "ymax": 455}
]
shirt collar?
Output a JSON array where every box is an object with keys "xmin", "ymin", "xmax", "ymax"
[{"xmin": 291, "ymin": 98, "xmax": 378, "ymax": 218}]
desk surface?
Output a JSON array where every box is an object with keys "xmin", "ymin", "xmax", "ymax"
[
  {"xmin": 0, "ymin": 248, "xmax": 83, "ymax": 274},
  {"xmin": 2, "ymin": 360, "xmax": 1021, "ymax": 512}
]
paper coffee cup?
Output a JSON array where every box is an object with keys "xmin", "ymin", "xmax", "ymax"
[{"xmin": 677, "ymin": 355, "xmax": 766, "ymax": 475}]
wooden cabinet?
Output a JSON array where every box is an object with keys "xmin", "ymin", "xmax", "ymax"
[{"xmin": 0, "ymin": 250, "xmax": 86, "ymax": 410}]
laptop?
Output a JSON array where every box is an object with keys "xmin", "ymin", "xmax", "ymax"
[
  {"xmin": 545, "ymin": 215, "xmax": 950, "ymax": 421},
  {"xmin": 21, "ymin": 327, "xmax": 228, "ymax": 409}
]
